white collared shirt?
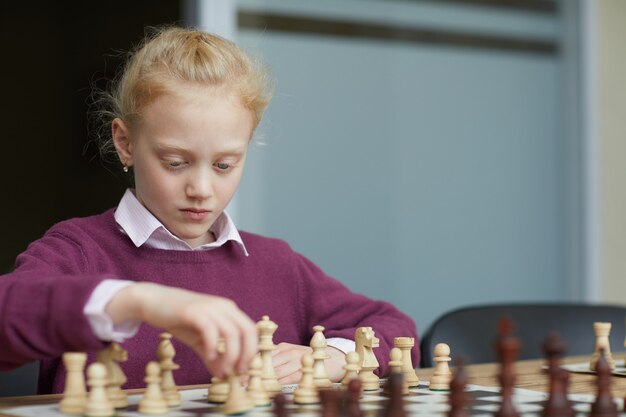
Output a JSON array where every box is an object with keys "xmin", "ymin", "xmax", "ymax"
[{"xmin": 84, "ymin": 189, "xmax": 354, "ymax": 354}]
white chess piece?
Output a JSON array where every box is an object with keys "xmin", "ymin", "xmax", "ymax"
[
  {"xmin": 394, "ymin": 337, "xmax": 420, "ymax": 387},
  {"xmin": 157, "ymin": 333, "xmax": 181, "ymax": 406},
  {"xmin": 590, "ymin": 322, "xmax": 616, "ymax": 370},
  {"xmin": 223, "ymin": 373, "xmax": 254, "ymax": 415},
  {"xmin": 97, "ymin": 342, "xmax": 128, "ymax": 409},
  {"xmin": 355, "ymin": 327, "xmax": 380, "ymax": 391},
  {"xmin": 257, "ymin": 316, "xmax": 282, "ymax": 396},
  {"xmin": 247, "ymin": 356, "xmax": 271, "ymax": 407},
  {"xmin": 341, "ymin": 351, "xmax": 361, "ymax": 387},
  {"xmin": 429, "ymin": 343, "xmax": 452, "ymax": 391},
  {"xmin": 293, "ymin": 354, "xmax": 320, "ymax": 404},
  {"xmin": 310, "ymin": 325, "xmax": 332, "ymax": 388},
  {"xmin": 59, "ymin": 352, "xmax": 88, "ymax": 415},
  {"xmin": 388, "ymin": 347, "xmax": 410, "ymax": 395},
  {"xmin": 84, "ymin": 362, "xmax": 114, "ymax": 417},
  {"xmin": 138, "ymin": 361, "xmax": 168, "ymax": 414}
]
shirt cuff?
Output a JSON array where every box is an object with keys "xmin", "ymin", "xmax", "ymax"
[
  {"xmin": 83, "ymin": 279, "xmax": 141, "ymax": 342},
  {"xmin": 327, "ymin": 337, "xmax": 355, "ymax": 354}
]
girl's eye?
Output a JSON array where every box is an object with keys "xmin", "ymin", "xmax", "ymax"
[
  {"xmin": 164, "ymin": 160, "xmax": 185, "ymax": 169},
  {"xmin": 215, "ymin": 162, "xmax": 230, "ymax": 170}
]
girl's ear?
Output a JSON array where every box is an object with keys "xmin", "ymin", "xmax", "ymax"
[{"xmin": 112, "ymin": 118, "xmax": 134, "ymax": 168}]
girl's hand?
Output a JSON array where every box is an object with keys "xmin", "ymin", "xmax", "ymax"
[
  {"xmin": 272, "ymin": 342, "xmax": 346, "ymax": 384},
  {"xmin": 105, "ymin": 282, "xmax": 258, "ymax": 378}
]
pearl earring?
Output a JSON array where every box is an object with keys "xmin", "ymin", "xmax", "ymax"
[{"xmin": 123, "ymin": 165, "xmax": 129, "ymax": 173}]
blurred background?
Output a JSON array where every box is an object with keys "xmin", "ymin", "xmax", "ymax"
[{"xmin": 1, "ymin": 0, "xmax": 624, "ymax": 338}]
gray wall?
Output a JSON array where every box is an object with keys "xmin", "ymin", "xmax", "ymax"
[{"xmin": 235, "ymin": 0, "xmax": 580, "ymax": 336}]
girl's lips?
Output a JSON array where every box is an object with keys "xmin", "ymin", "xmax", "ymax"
[{"xmin": 180, "ymin": 209, "xmax": 210, "ymax": 220}]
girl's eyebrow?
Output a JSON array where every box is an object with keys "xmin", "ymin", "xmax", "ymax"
[{"xmin": 154, "ymin": 142, "xmax": 247, "ymax": 157}]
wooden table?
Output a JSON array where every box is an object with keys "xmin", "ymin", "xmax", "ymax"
[{"xmin": 1, "ymin": 355, "xmax": 624, "ymax": 416}]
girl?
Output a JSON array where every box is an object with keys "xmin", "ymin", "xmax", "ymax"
[{"xmin": 0, "ymin": 26, "xmax": 418, "ymax": 394}]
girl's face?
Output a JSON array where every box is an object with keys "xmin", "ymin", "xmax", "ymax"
[{"xmin": 113, "ymin": 86, "xmax": 254, "ymax": 247}]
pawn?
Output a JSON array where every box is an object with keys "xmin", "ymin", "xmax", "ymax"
[
  {"xmin": 590, "ymin": 349, "xmax": 618, "ymax": 417},
  {"xmin": 138, "ymin": 361, "xmax": 168, "ymax": 415},
  {"xmin": 383, "ymin": 373, "xmax": 406, "ymax": 417},
  {"xmin": 208, "ymin": 376, "xmax": 229, "ymax": 403},
  {"xmin": 429, "ymin": 343, "xmax": 452, "ymax": 391},
  {"xmin": 223, "ymin": 373, "xmax": 254, "ymax": 415},
  {"xmin": 293, "ymin": 354, "xmax": 320, "ymax": 405},
  {"xmin": 84, "ymin": 362, "xmax": 115, "ymax": 417},
  {"xmin": 448, "ymin": 358, "xmax": 470, "ymax": 417},
  {"xmin": 157, "ymin": 333, "xmax": 181, "ymax": 407},
  {"xmin": 386, "ymin": 348, "xmax": 409, "ymax": 395},
  {"xmin": 274, "ymin": 393, "xmax": 289, "ymax": 417},
  {"xmin": 345, "ymin": 379, "xmax": 363, "ymax": 417},
  {"xmin": 311, "ymin": 325, "xmax": 332, "ymax": 388},
  {"xmin": 247, "ymin": 355, "xmax": 271, "ymax": 407},
  {"xmin": 341, "ymin": 351, "xmax": 361, "ymax": 387},
  {"xmin": 59, "ymin": 352, "xmax": 88, "ymax": 415}
]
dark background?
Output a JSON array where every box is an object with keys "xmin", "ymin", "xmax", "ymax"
[{"xmin": 1, "ymin": 2, "xmax": 182, "ymax": 273}]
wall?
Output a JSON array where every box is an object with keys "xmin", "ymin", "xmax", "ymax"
[
  {"xmin": 594, "ymin": 0, "xmax": 626, "ymax": 303},
  {"xmin": 235, "ymin": 0, "xmax": 577, "ymax": 335}
]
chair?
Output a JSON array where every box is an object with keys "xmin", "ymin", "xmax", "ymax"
[
  {"xmin": 0, "ymin": 362, "xmax": 39, "ymax": 397},
  {"xmin": 419, "ymin": 303, "xmax": 626, "ymax": 368}
]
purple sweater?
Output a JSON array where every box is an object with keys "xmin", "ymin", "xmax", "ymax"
[{"xmin": 0, "ymin": 209, "xmax": 419, "ymax": 393}]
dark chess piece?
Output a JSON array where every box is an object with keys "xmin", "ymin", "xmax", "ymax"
[
  {"xmin": 319, "ymin": 389, "xmax": 341, "ymax": 417},
  {"xmin": 590, "ymin": 348, "xmax": 618, "ymax": 417},
  {"xmin": 274, "ymin": 393, "xmax": 289, "ymax": 417},
  {"xmin": 448, "ymin": 357, "xmax": 470, "ymax": 417},
  {"xmin": 384, "ymin": 372, "xmax": 407, "ymax": 417},
  {"xmin": 494, "ymin": 317, "xmax": 520, "ymax": 417},
  {"xmin": 346, "ymin": 379, "xmax": 363, "ymax": 417},
  {"xmin": 541, "ymin": 332, "xmax": 575, "ymax": 417}
]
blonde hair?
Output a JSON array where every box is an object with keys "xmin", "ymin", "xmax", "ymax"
[{"xmin": 93, "ymin": 26, "xmax": 273, "ymax": 162}]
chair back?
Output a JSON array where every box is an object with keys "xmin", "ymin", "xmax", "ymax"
[{"xmin": 419, "ymin": 303, "xmax": 626, "ymax": 367}]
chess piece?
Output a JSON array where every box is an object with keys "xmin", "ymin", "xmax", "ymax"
[
  {"xmin": 590, "ymin": 349, "xmax": 618, "ymax": 417},
  {"xmin": 157, "ymin": 332, "xmax": 181, "ymax": 406},
  {"xmin": 394, "ymin": 337, "xmax": 420, "ymax": 387},
  {"xmin": 97, "ymin": 342, "xmax": 128, "ymax": 409},
  {"xmin": 274, "ymin": 393, "xmax": 289, "ymax": 417},
  {"xmin": 208, "ymin": 376, "xmax": 229, "ymax": 403},
  {"xmin": 448, "ymin": 358, "xmax": 470, "ymax": 417},
  {"xmin": 494, "ymin": 318, "xmax": 520, "ymax": 417},
  {"xmin": 429, "ymin": 343, "xmax": 452, "ymax": 391},
  {"xmin": 247, "ymin": 355, "xmax": 271, "ymax": 406},
  {"xmin": 386, "ymin": 348, "xmax": 409, "ymax": 395},
  {"xmin": 541, "ymin": 332, "xmax": 574, "ymax": 417},
  {"xmin": 293, "ymin": 354, "xmax": 320, "ymax": 404},
  {"xmin": 138, "ymin": 361, "xmax": 168, "ymax": 415},
  {"xmin": 345, "ymin": 378, "xmax": 364, "ymax": 417},
  {"xmin": 59, "ymin": 352, "xmax": 88, "ymax": 415},
  {"xmin": 319, "ymin": 388, "xmax": 341, "ymax": 417},
  {"xmin": 84, "ymin": 362, "xmax": 115, "ymax": 417},
  {"xmin": 383, "ymin": 373, "xmax": 407, "ymax": 417},
  {"xmin": 341, "ymin": 351, "xmax": 361, "ymax": 387},
  {"xmin": 355, "ymin": 327, "xmax": 380, "ymax": 391},
  {"xmin": 590, "ymin": 322, "xmax": 616, "ymax": 370},
  {"xmin": 257, "ymin": 315, "xmax": 282, "ymax": 396},
  {"xmin": 311, "ymin": 325, "xmax": 332, "ymax": 388},
  {"xmin": 208, "ymin": 338, "xmax": 229, "ymax": 403},
  {"xmin": 224, "ymin": 373, "xmax": 254, "ymax": 415}
]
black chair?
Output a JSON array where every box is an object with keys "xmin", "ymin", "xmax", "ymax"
[
  {"xmin": 419, "ymin": 303, "xmax": 626, "ymax": 368},
  {"xmin": 0, "ymin": 362, "xmax": 39, "ymax": 396}
]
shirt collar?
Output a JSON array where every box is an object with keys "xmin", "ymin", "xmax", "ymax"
[{"xmin": 114, "ymin": 189, "xmax": 248, "ymax": 255}]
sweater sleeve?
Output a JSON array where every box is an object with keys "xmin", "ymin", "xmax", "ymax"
[
  {"xmin": 0, "ymin": 232, "xmax": 109, "ymax": 370},
  {"xmin": 293, "ymin": 252, "xmax": 419, "ymax": 376}
]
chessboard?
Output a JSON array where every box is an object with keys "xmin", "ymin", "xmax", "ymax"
[
  {"xmin": 2, "ymin": 382, "xmax": 624, "ymax": 417},
  {"xmin": 560, "ymin": 360, "xmax": 626, "ymax": 377}
]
